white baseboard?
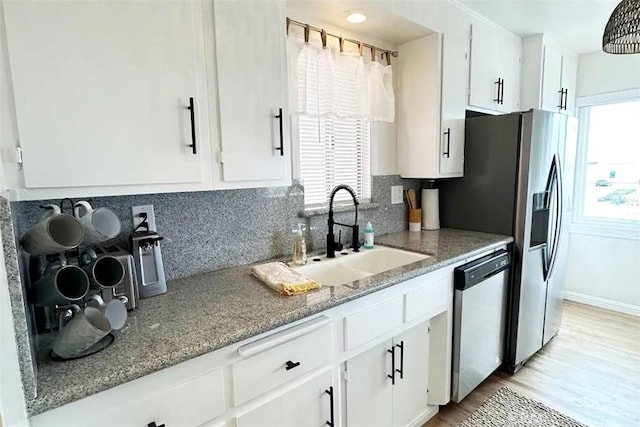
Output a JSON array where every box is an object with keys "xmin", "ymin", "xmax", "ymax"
[
  {"xmin": 564, "ymin": 291, "xmax": 640, "ymax": 317},
  {"xmin": 408, "ymin": 405, "xmax": 439, "ymax": 427}
]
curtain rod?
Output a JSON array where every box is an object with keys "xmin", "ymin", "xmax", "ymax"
[{"xmin": 286, "ymin": 17, "xmax": 399, "ymax": 64}]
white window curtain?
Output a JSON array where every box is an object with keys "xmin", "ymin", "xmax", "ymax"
[
  {"xmin": 286, "ymin": 36, "xmax": 395, "ymax": 122},
  {"xmin": 287, "ymin": 35, "xmax": 394, "ymax": 207}
]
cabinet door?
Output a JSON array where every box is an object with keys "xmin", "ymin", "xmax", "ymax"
[
  {"xmin": 392, "ymin": 322, "xmax": 430, "ymax": 427},
  {"xmin": 236, "ymin": 370, "xmax": 333, "ymax": 427},
  {"xmin": 4, "ymin": 0, "xmax": 208, "ymax": 189},
  {"xmin": 440, "ymin": 33, "xmax": 467, "ymax": 176},
  {"xmin": 346, "ymin": 340, "xmax": 394, "ymax": 427},
  {"xmin": 560, "ymin": 54, "xmax": 577, "ymax": 115},
  {"xmin": 213, "ymin": 0, "xmax": 291, "ymax": 185},
  {"xmin": 498, "ymin": 35, "xmax": 522, "ymax": 113},
  {"xmin": 468, "ymin": 24, "xmax": 500, "ymax": 111},
  {"xmin": 540, "ymin": 44, "xmax": 563, "ymax": 112}
]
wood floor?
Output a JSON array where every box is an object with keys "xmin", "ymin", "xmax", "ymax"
[{"xmin": 425, "ymin": 301, "xmax": 640, "ymax": 427}]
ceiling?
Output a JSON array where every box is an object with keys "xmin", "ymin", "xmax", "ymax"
[
  {"xmin": 287, "ymin": 0, "xmax": 433, "ymax": 46},
  {"xmin": 457, "ymin": 0, "xmax": 620, "ymax": 54}
]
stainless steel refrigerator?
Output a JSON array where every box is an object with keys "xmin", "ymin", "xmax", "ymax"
[{"xmin": 440, "ymin": 109, "xmax": 577, "ymax": 372}]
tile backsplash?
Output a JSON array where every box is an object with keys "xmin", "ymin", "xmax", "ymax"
[{"xmin": 11, "ymin": 175, "xmax": 422, "ymax": 281}]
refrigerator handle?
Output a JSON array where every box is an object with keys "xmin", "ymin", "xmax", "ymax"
[{"xmin": 546, "ymin": 155, "xmax": 563, "ymax": 280}]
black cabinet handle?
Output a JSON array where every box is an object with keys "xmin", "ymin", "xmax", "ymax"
[
  {"xmin": 148, "ymin": 422, "xmax": 165, "ymax": 427},
  {"xmin": 443, "ymin": 128, "xmax": 451, "ymax": 158},
  {"xmin": 275, "ymin": 107, "xmax": 284, "ymax": 156},
  {"xmin": 558, "ymin": 88, "xmax": 569, "ymax": 110},
  {"xmin": 387, "ymin": 346, "xmax": 395, "ymax": 385},
  {"xmin": 395, "ymin": 340, "xmax": 405, "ymax": 379},
  {"xmin": 325, "ymin": 386, "xmax": 335, "ymax": 427},
  {"xmin": 187, "ymin": 97, "xmax": 197, "ymax": 154},
  {"xmin": 557, "ymin": 88, "xmax": 564, "ymax": 109},
  {"xmin": 285, "ymin": 360, "xmax": 300, "ymax": 370},
  {"xmin": 499, "ymin": 78, "xmax": 505, "ymax": 105},
  {"xmin": 493, "ymin": 79, "xmax": 501, "ymax": 103}
]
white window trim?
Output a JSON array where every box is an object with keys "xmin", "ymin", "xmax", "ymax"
[{"xmin": 571, "ymin": 88, "xmax": 640, "ymax": 235}]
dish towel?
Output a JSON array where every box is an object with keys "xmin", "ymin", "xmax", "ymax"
[{"xmin": 251, "ymin": 262, "xmax": 320, "ymax": 296}]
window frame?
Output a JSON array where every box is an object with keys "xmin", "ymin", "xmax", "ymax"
[{"xmin": 572, "ymin": 88, "xmax": 640, "ymax": 234}]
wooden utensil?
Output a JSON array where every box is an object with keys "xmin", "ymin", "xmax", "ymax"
[
  {"xmin": 404, "ymin": 189, "xmax": 413, "ymax": 209},
  {"xmin": 407, "ymin": 189, "xmax": 417, "ymax": 210}
]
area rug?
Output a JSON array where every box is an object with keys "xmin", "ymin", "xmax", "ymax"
[{"xmin": 459, "ymin": 386, "xmax": 588, "ymax": 427}]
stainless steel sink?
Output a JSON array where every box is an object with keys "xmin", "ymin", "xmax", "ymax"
[{"xmin": 294, "ymin": 246, "xmax": 430, "ymax": 287}]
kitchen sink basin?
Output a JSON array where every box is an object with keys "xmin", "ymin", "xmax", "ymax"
[
  {"xmin": 294, "ymin": 246, "xmax": 430, "ymax": 287},
  {"xmin": 337, "ymin": 246, "xmax": 430, "ymax": 275},
  {"xmin": 293, "ymin": 262, "xmax": 371, "ymax": 287}
]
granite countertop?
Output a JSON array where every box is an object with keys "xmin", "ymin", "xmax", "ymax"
[{"xmin": 28, "ymin": 228, "xmax": 513, "ymax": 416}]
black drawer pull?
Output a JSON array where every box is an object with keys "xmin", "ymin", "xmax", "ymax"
[
  {"xmin": 443, "ymin": 128, "xmax": 451, "ymax": 158},
  {"xmin": 387, "ymin": 346, "xmax": 396, "ymax": 385},
  {"xmin": 325, "ymin": 386, "xmax": 335, "ymax": 426},
  {"xmin": 187, "ymin": 97, "xmax": 197, "ymax": 154},
  {"xmin": 275, "ymin": 107, "xmax": 284, "ymax": 156},
  {"xmin": 285, "ymin": 360, "xmax": 301, "ymax": 370},
  {"xmin": 395, "ymin": 340, "xmax": 405, "ymax": 379},
  {"xmin": 148, "ymin": 422, "xmax": 165, "ymax": 427}
]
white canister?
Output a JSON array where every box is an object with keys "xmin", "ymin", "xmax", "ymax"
[{"xmin": 421, "ymin": 188, "xmax": 440, "ymax": 230}]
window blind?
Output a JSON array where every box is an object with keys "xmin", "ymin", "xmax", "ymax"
[{"xmin": 297, "ymin": 51, "xmax": 372, "ymax": 207}]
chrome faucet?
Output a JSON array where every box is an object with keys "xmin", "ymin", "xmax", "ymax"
[{"xmin": 327, "ymin": 184, "xmax": 360, "ymax": 258}]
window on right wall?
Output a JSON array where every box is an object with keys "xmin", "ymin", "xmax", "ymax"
[{"xmin": 574, "ymin": 93, "xmax": 640, "ymax": 226}]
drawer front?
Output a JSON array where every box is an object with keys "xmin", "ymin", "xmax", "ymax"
[
  {"xmin": 404, "ymin": 275, "xmax": 448, "ymax": 323},
  {"xmin": 344, "ymin": 296, "xmax": 403, "ymax": 351},
  {"xmin": 233, "ymin": 323, "xmax": 332, "ymax": 405},
  {"xmin": 75, "ymin": 368, "xmax": 225, "ymax": 427}
]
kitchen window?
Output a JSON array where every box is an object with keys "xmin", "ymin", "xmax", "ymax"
[
  {"xmin": 297, "ymin": 112, "xmax": 371, "ymax": 208},
  {"xmin": 574, "ymin": 90, "xmax": 640, "ymax": 228},
  {"xmin": 287, "ymin": 33, "xmax": 393, "ymax": 208}
]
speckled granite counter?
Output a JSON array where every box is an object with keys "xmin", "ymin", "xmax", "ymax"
[{"xmin": 28, "ymin": 228, "xmax": 512, "ymax": 416}]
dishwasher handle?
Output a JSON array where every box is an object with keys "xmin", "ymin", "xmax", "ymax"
[{"xmin": 454, "ymin": 250, "xmax": 510, "ymax": 291}]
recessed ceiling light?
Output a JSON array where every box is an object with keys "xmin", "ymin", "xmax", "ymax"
[{"xmin": 346, "ymin": 11, "xmax": 367, "ymax": 24}]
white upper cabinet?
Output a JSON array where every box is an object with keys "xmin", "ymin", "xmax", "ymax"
[
  {"xmin": 397, "ymin": 32, "xmax": 466, "ymax": 179},
  {"xmin": 468, "ymin": 22, "xmax": 522, "ymax": 113},
  {"xmin": 440, "ymin": 33, "xmax": 468, "ymax": 176},
  {"xmin": 521, "ymin": 35, "xmax": 578, "ymax": 116},
  {"xmin": 559, "ymin": 54, "xmax": 577, "ymax": 115},
  {"xmin": 3, "ymin": 0, "xmax": 212, "ymax": 194},
  {"xmin": 212, "ymin": 0, "xmax": 292, "ymax": 189}
]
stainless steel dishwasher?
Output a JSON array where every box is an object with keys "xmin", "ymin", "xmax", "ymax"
[{"xmin": 451, "ymin": 250, "xmax": 511, "ymax": 402}]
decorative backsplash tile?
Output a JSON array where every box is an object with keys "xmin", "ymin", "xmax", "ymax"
[{"xmin": 11, "ymin": 175, "xmax": 422, "ymax": 281}]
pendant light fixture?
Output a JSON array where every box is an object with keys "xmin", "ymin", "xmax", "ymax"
[{"xmin": 602, "ymin": 0, "xmax": 640, "ymax": 54}]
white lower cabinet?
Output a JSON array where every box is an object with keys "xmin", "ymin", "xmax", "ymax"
[
  {"xmin": 236, "ymin": 370, "xmax": 334, "ymax": 427},
  {"xmin": 30, "ymin": 259, "xmax": 471, "ymax": 427},
  {"xmin": 346, "ymin": 322, "xmax": 431, "ymax": 427}
]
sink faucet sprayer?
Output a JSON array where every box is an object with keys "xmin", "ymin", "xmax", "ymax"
[{"xmin": 327, "ymin": 184, "xmax": 360, "ymax": 258}]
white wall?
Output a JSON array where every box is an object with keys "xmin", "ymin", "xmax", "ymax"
[
  {"xmin": 0, "ymin": 2, "xmax": 28, "ymax": 425},
  {"xmin": 576, "ymin": 50, "xmax": 640, "ymax": 97},
  {"xmin": 0, "ymin": 0, "xmax": 20, "ymax": 190},
  {"xmin": 565, "ymin": 50, "xmax": 640, "ymax": 315},
  {"xmin": 565, "ymin": 230, "xmax": 640, "ymax": 315}
]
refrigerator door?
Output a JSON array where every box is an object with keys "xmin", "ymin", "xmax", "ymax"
[
  {"xmin": 513, "ymin": 110, "xmax": 561, "ymax": 366},
  {"xmin": 543, "ymin": 115, "xmax": 576, "ymax": 345},
  {"xmin": 543, "ymin": 154, "xmax": 561, "ymax": 280}
]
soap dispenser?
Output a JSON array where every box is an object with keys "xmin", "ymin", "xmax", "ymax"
[{"xmin": 291, "ymin": 223, "xmax": 308, "ymax": 266}]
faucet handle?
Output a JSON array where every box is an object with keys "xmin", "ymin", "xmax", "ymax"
[
  {"xmin": 334, "ymin": 231, "xmax": 344, "ymax": 251},
  {"xmin": 351, "ymin": 225, "xmax": 361, "ymax": 252}
]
